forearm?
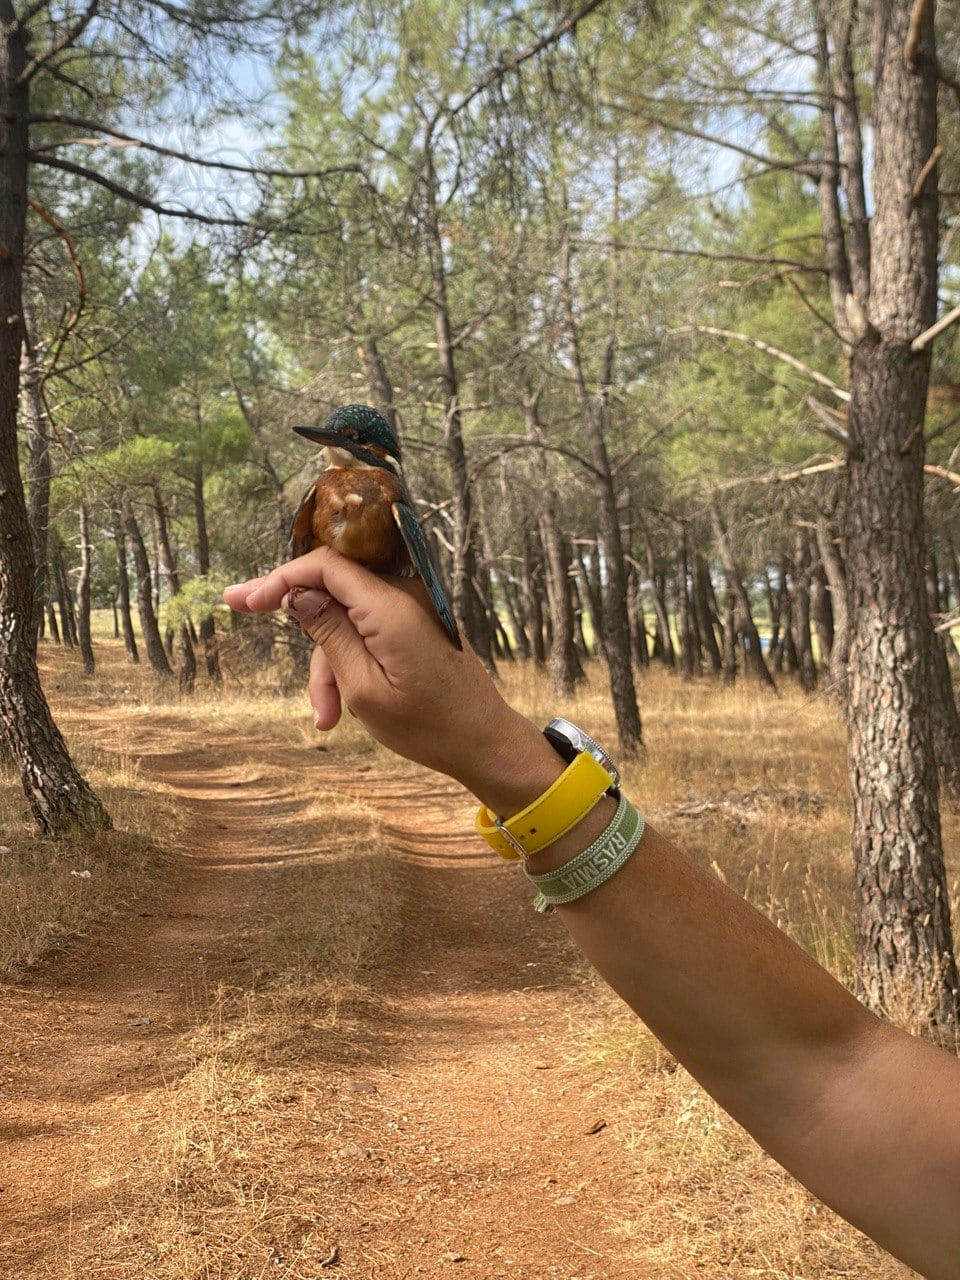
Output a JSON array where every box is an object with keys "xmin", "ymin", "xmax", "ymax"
[{"xmin": 483, "ymin": 731, "xmax": 960, "ymax": 1279}]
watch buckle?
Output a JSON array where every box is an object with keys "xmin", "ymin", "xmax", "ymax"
[{"xmin": 494, "ymin": 818, "xmax": 529, "ymax": 860}]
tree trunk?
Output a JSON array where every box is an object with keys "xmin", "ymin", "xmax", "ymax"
[
  {"xmin": 764, "ymin": 567, "xmax": 783, "ymax": 672},
  {"xmin": 76, "ymin": 502, "xmax": 94, "ymax": 677},
  {"xmin": 501, "ymin": 575, "xmax": 530, "ymax": 661},
  {"xmin": 643, "ymin": 535, "xmax": 675, "ymax": 667},
  {"xmin": 710, "ymin": 503, "xmax": 777, "ymax": 691},
  {"xmin": 45, "ymin": 602, "xmax": 60, "ymax": 645},
  {"xmin": 675, "ymin": 531, "xmax": 696, "ymax": 679},
  {"xmin": 521, "ymin": 528, "xmax": 546, "ymax": 667},
  {"xmin": 193, "ymin": 461, "xmax": 221, "ymax": 682},
  {"xmin": 111, "ymin": 508, "xmax": 139, "ymax": 664},
  {"xmin": 815, "ymin": 515, "xmax": 849, "ymax": 696},
  {"xmin": 0, "ymin": 21, "xmax": 109, "ymax": 834},
  {"xmin": 358, "ymin": 333, "xmax": 399, "ymax": 433},
  {"xmin": 54, "ymin": 540, "xmax": 78, "ymax": 647},
  {"xmin": 843, "ymin": 0, "xmax": 957, "ymax": 1026},
  {"xmin": 792, "ymin": 527, "xmax": 817, "ymax": 692},
  {"xmin": 721, "ymin": 586, "xmax": 737, "ymax": 683},
  {"xmin": 152, "ymin": 483, "xmax": 195, "ymax": 694},
  {"xmin": 810, "ymin": 544, "xmax": 834, "ymax": 665},
  {"xmin": 627, "ymin": 565, "xmax": 649, "ymax": 668},
  {"xmin": 540, "ymin": 500, "xmax": 585, "ymax": 697},
  {"xmin": 422, "ymin": 144, "xmax": 492, "ymax": 666},
  {"xmin": 575, "ymin": 544, "xmax": 604, "ymax": 655},
  {"xmin": 558, "ymin": 189, "xmax": 642, "ymax": 755},
  {"xmin": 124, "ymin": 502, "xmax": 172, "ymax": 676},
  {"xmin": 21, "ymin": 295, "xmax": 50, "ymax": 643},
  {"xmin": 694, "ymin": 554, "xmax": 722, "ymax": 674}
]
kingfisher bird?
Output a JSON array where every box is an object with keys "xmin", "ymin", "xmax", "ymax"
[{"xmin": 289, "ymin": 404, "xmax": 462, "ymax": 649}]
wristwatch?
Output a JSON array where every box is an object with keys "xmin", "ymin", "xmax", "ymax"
[
  {"xmin": 542, "ymin": 718, "xmax": 621, "ymax": 795},
  {"xmin": 475, "ymin": 717, "xmax": 620, "ymax": 860}
]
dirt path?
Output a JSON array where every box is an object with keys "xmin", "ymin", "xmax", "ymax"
[{"xmin": 0, "ymin": 718, "xmax": 647, "ymax": 1280}]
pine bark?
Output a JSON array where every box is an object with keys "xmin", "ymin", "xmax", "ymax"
[
  {"xmin": 21, "ymin": 296, "xmax": 50, "ymax": 642},
  {"xmin": 0, "ymin": 18, "xmax": 108, "ymax": 834},
  {"xmin": 844, "ymin": 0, "xmax": 958, "ymax": 1024}
]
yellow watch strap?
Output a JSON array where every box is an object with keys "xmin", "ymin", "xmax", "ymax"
[{"xmin": 475, "ymin": 750, "xmax": 614, "ymax": 861}]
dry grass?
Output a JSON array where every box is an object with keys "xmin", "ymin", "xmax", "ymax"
[
  {"xmin": 0, "ymin": 719, "xmax": 181, "ymax": 974},
  {"xmin": 127, "ymin": 794, "xmax": 398, "ymax": 1280}
]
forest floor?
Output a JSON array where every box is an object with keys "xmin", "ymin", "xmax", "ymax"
[{"xmin": 0, "ymin": 643, "xmax": 925, "ymax": 1279}]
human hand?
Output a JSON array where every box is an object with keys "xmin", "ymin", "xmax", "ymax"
[{"xmin": 223, "ymin": 547, "xmax": 564, "ymax": 814}]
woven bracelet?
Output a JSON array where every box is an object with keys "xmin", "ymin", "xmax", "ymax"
[{"xmin": 522, "ymin": 793, "xmax": 645, "ymax": 914}]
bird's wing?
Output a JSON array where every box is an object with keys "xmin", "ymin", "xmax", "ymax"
[
  {"xmin": 289, "ymin": 482, "xmax": 319, "ymax": 558},
  {"xmin": 391, "ymin": 500, "xmax": 462, "ymax": 649}
]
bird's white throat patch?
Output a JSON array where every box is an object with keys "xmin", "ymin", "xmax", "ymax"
[{"xmin": 322, "ymin": 445, "xmax": 401, "ymax": 473}]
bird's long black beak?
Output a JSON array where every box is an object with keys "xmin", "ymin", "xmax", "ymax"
[
  {"xmin": 292, "ymin": 424, "xmax": 399, "ymax": 475},
  {"xmin": 293, "ymin": 425, "xmax": 344, "ymax": 447},
  {"xmin": 292, "ymin": 424, "xmax": 370, "ymax": 460}
]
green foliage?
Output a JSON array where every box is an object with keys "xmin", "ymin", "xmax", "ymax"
[{"xmin": 164, "ymin": 575, "xmax": 232, "ymax": 630}]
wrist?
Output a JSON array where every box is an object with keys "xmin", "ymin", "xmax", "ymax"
[{"xmin": 457, "ymin": 710, "xmax": 566, "ymax": 818}]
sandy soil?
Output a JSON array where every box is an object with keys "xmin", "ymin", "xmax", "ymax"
[{"xmin": 0, "ymin": 715, "xmax": 653, "ymax": 1280}]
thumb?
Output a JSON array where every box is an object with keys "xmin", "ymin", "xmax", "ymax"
[{"xmin": 286, "ymin": 587, "xmax": 368, "ymax": 674}]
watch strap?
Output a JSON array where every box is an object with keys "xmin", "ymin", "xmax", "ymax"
[{"xmin": 475, "ymin": 750, "xmax": 614, "ymax": 861}]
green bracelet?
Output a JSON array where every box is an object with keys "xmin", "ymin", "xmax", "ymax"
[{"xmin": 522, "ymin": 793, "xmax": 645, "ymax": 914}]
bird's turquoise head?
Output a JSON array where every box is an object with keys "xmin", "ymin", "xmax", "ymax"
[{"xmin": 293, "ymin": 404, "xmax": 400, "ymax": 470}]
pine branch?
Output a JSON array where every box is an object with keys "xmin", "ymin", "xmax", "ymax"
[
  {"xmin": 911, "ymin": 303, "xmax": 960, "ymax": 352},
  {"xmin": 605, "ymin": 99, "xmax": 821, "ymax": 179},
  {"xmin": 29, "ymin": 153, "xmax": 256, "ymax": 229},
  {"xmin": 573, "ymin": 237, "xmax": 829, "ymax": 275},
  {"xmin": 904, "ymin": 0, "xmax": 931, "ymax": 72},
  {"xmin": 671, "ymin": 324, "xmax": 851, "ymax": 402},
  {"xmin": 19, "ymin": 0, "xmax": 100, "ymax": 83},
  {"xmin": 449, "ymin": 0, "xmax": 609, "ymax": 119},
  {"xmin": 29, "ymin": 114, "xmax": 365, "ymax": 181}
]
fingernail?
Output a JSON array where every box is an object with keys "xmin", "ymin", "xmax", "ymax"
[
  {"xmin": 290, "ymin": 588, "xmax": 332, "ymax": 623},
  {"xmin": 313, "ymin": 709, "xmax": 322, "ymax": 730}
]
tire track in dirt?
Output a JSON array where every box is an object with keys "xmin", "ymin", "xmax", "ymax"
[{"xmin": 0, "ymin": 719, "xmax": 646, "ymax": 1280}]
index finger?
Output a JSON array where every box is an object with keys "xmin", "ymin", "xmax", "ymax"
[{"xmin": 227, "ymin": 547, "xmax": 393, "ymax": 615}]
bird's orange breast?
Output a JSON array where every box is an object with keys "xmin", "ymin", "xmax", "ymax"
[{"xmin": 296, "ymin": 467, "xmax": 409, "ymax": 573}]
